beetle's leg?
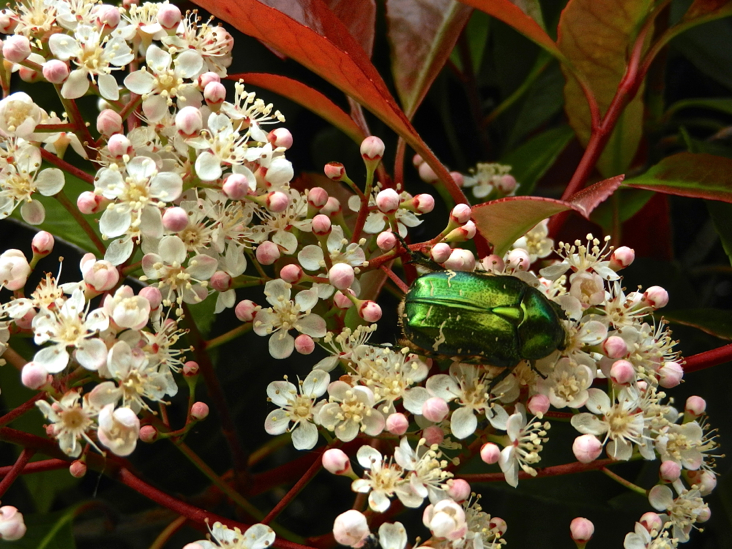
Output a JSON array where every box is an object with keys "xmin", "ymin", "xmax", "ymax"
[
  {"xmin": 529, "ymin": 360, "xmax": 548, "ymax": 380},
  {"xmin": 393, "ymin": 232, "xmax": 444, "ymax": 271},
  {"xmin": 486, "ymin": 365, "xmax": 515, "ymax": 395}
]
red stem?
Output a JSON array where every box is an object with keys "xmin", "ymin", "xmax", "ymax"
[
  {"xmin": 0, "ymin": 448, "xmax": 34, "ymax": 497},
  {"xmin": 380, "ymin": 265, "xmax": 408, "ymax": 294},
  {"xmin": 459, "ymin": 457, "xmax": 618, "ymax": 483},
  {"xmin": 0, "ymin": 393, "xmax": 45, "ymax": 428},
  {"xmin": 0, "ymin": 458, "xmax": 68, "ymax": 477},
  {"xmin": 55, "ymin": 191, "xmax": 107, "ymax": 256},
  {"xmin": 682, "ymin": 343, "xmax": 732, "ymax": 373},
  {"xmin": 40, "ymin": 148, "xmax": 94, "ymax": 185},
  {"xmin": 262, "ymin": 447, "xmax": 324, "ymax": 525}
]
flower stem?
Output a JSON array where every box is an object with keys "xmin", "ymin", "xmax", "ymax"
[
  {"xmin": 149, "ymin": 516, "xmax": 187, "ymax": 549},
  {"xmin": 40, "ymin": 148, "xmax": 94, "ymax": 185},
  {"xmin": 55, "ymin": 191, "xmax": 107, "ymax": 256},
  {"xmin": 459, "ymin": 457, "xmax": 618, "ymax": 482},
  {"xmin": 262, "ymin": 447, "xmax": 324, "ymax": 525},
  {"xmin": 601, "ymin": 466, "xmax": 647, "ymax": 496},
  {"xmin": 683, "ymin": 343, "xmax": 732, "ymax": 373},
  {"xmin": 0, "ymin": 393, "xmax": 44, "ymax": 428},
  {"xmin": 204, "ymin": 323, "xmax": 252, "ymax": 350},
  {"xmin": 0, "ymin": 448, "xmax": 34, "ymax": 497}
]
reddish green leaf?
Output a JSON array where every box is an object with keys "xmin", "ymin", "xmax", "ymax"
[
  {"xmin": 567, "ymin": 175, "xmax": 624, "ymax": 218},
  {"xmin": 662, "ymin": 309, "xmax": 732, "ymax": 340},
  {"xmin": 509, "ymin": 0, "xmax": 545, "ymax": 30},
  {"xmin": 557, "ymin": 0, "xmax": 652, "ymax": 177},
  {"xmin": 682, "ymin": 0, "xmax": 732, "ymax": 23},
  {"xmin": 192, "ymin": 0, "xmax": 465, "ymax": 203},
  {"xmin": 623, "ymin": 153, "xmax": 732, "ymax": 203},
  {"xmin": 386, "ymin": 0, "xmax": 473, "ymax": 119},
  {"xmin": 229, "ymin": 73, "xmax": 366, "ymax": 144},
  {"xmin": 325, "ymin": 0, "xmax": 376, "ymax": 56}
]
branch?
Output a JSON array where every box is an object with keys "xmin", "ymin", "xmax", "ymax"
[
  {"xmin": 0, "ymin": 448, "xmax": 34, "ymax": 497},
  {"xmin": 458, "ymin": 457, "xmax": 618, "ymax": 482},
  {"xmin": 683, "ymin": 343, "xmax": 732, "ymax": 373}
]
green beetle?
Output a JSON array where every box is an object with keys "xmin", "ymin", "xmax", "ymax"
[{"xmin": 399, "ymin": 270, "xmax": 566, "ymax": 368}]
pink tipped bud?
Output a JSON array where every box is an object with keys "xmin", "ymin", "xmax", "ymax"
[
  {"xmin": 644, "ymin": 286, "xmax": 668, "ymax": 309},
  {"xmin": 412, "ymin": 154, "xmax": 424, "ymax": 167},
  {"xmin": 139, "ymin": 425, "xmax": 158, "ymax": 443},
  {"xmin": 312, "ymin": 214, "xmax": 332, "ymax": 236},
  {"xmin": 210, "ymin": 271, "xmax": 232, "ymax": 292},
  {"xmin": 162, "ymin": 206, "xmax": 189, "ymax": 232},
  {"xmin": 569, "ymin": 517, "xmax": 594, "ymax": 542},
  {"xmin": 324, "ymin": 161, "xmax": 345, "ymax": 181},
  {"xmin": 157, "ymin": 2, "xmax": 181, "ymax": 29},
  {"xmin": 329, "ymin": 263, "xmax": 355, "ymax": 290},
  {"xmin": 450, "ymin": 204, "xmax": 472, "ymax": 225},
  {"xmin": 80, "ymin": 253, "xmax": 119, "ymax": 292},
  {"xmin": 183, "ymin": 361, "xmax": 199, "ymax": 376},
  {"xmin": 333, "ymin": 510, "xmax": 369, "ymax": 548},
  {"xmin": 698, "ymin": 507, "xmax": 712, "ymax": 523},
  {"xmin": 359, "ymin": 300, "xmax": 382, "ymax": 322},
  {"xmin": 422, "ymin": 397, "xmax": 449, "ymax": 423},
  {"xmin": 450, "ymin": 171, "xmax": 464, "ymax": 187},
  {"xmin": 69, "ymin": 460, "xmax": 87, "ymax": 478},
  {"xmin": 2, "ymin": 35, "xmax": 30, "ymax": 63},
  {"xmin": 659, "ymin": 460, "xmax": 681, "ymax": 482},
  {"xmin": 280, "ymin": 264, "xmax": 303, "ymax": 283},
  {"xmin": 197, "ymin": 72, "xmax": 220, "ymax": 91},
  {"xmin": 447, "ymin": 479, "xmax": 471, "ymax": 503},
  {"xmin": 295, "ymin": 334, "xmax": 315, "ymax": 355},
  {"xmin": 204, "ymin": 81, "xmax": 226, "ymax": 107},
  {"xmin": 333, "ymin": 290, "xmax": 353, "ymax": 309},
  {"xmin": 42, "ymin": 60, "xmax": 69, "ymax": 84},
  {"xmin": 610, "ymin": 246, "xmax": 635, "ymax": 270},
  {"xmin": 573, "ymin": 434, "xmax": 603, "ymax": 463},
  {"xmin": 268, "ymin": 127, "xmax": 293, "ymax": 149},
  {"xmin": 506, "ymin": 248, "xmax": 531, "ymax": 271},
  {"xmin": 256, "ymin": 241, "xmax": 281, "ymax": 266},
  {"xmin": 685, "ymin": 396, "xmax": 706, "ymax": 417},
  {"xmin": 18, "ymin": 60, "xmax": 40, "ymax": 83},
  {"xmin": 266, "ymin": 191, "xmax": 290, "ymax": 213},
  {"xmin": 639, "ymin": 512, "xmax": 663, "ymax": 533},
  {"xmin": 443, "ymin": 248, "xmax": 475, "ymax": 271},
  {"xmin": 376, "ymin": 231, "xmax": 397, "ymax": 251},
  {"xmin": 322, "ymin": 448, "xmax": 352, "ymax": 475},
  {"xmin": 139, "ymin": 286, "xmax": 162, "ymax": 310},
  {"xmin": 687, "ymin": 470, "xmax": 717, "ymax": 496},
  {"xmin": 659, "ymin": 361, "xmax": 683, "ymax": 388},
  {"xmin": 77, "ymin": 191, "xmax": 104, "ymax": 214},
  {"xmin": 481, "ymin": 254, "xmax": 505, "ymax": 272},
  {"xmin": 0, "ymin": 506, "xmax": 25, "ymax": 541},
  {"xmin": 107, "ymin": 134, "xmax": 133, "ymax": 158},
  {"xmin": 489, "ymin": 518, "xmax": 507, "ymax": 537},
  {"xmin": 376, "ymin": 188, "xmax": 400, "ymax": 214},
  {"xmin": 0, "ymin": 249, "xmax": 30, "ymax": 291},
  {"xmin": 418, "ymin": 162, "xmax": 438, "ymax": 183},
  {"xmin": 308, "ymin": 187, "xmax": 328, "ymax": 208},
  {"xmin": 422, "ymin": 425, "xmax": 444, "ymax": 446},
  {"xmin": 175, "ymin": 106, "xmax": 202, "ymax": 137},
  {"xmin": 223, "ymin": 173, "xmax": 252, "ymax": 200},
  {"xmin": 528, "ymin": 394, "xmax": 550, "ymax": 417},
  {"xmin": 446, "ymin": 220, "xmax": 476, "ymax": 243},
  {"xmin": 610, "ymin": 359, "xmax": 635, "ymax": 385},
  {"xmin": 480, "ymin": 443, "xmax": 501, "ymax": 464},
  {"xmin": 97, "ymin": 109, "xmax": 123, "ymax": 136},
  {"xmin": 602, "ymin": 336, "xmax": 627, "ymax": 359},
  {"xmin": 430, "ymin": 243, "xmax": 452, "ymax": 264},
  {"xmin": 412, "ymin": 193, "xmax": 435, "ymax": 214},
  {"xmin": 321, "ymin": 197, "xmax": 342, "ymax": 218},
  {"xmin": 31, "ymin": 231, "xmax": 54, "ymax": 256},
  {"xmin": 386, "ymin": 412, "xmax": 409, "ymax": 435},
  {"xmin": 235, "ymin": 299, "xmax": 259, "ymax": 322},
  {"xmin": 21, "ymin": 362, "xmax": 47, "ymax": 389},
  {"xmin": 94, "ymin": 4, "xmax": 120, "ymax": 29},
  {"xmin": 191, "ymin": 401, "xmax": 209, "ymax": 420},
  {"xmin": 360, "ymin": 136, "xmax": 384, "ymax": 161},
  {"xmin": 497, "ymin": 174, "xmax": 517, "ymax": 194}
]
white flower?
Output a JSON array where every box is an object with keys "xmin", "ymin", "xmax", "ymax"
[
  {"xmin": 351, "ymin": 444, "xmax": 415, "ymax": 512},
  {"xmin": 0, "ymin": 92, "xmax": 42, "ymax": 138},
  {"xmin": 348, "ymin": 190, "xmax": 422, "ymax": 238},
  {"xmin": 393, "ymin": 437, "xmax": 452, "ymax": 503},
  {"xmin": 102, "ymin": 285, "xmax": 151, "ymax": 330},
  {"xmin": 423, "ymin": 499, "xmax": 467, "ymax": 541},
  {"xmin": 298, "ymin": 225, "xmax": 366, "ymax": 273},
  {"xmin": 252, "ymin": 190, "xmax": 311, "ymax": 255},
  {"xmin": 0, "ymin": 249, "xmax": 30, "ymax": 291},
  {"xmin": 163, "ymin": 11, "xmax": 234, "ymax": 76},
  {"xmin": 97, "ymin": 404, "xmax": 140, "ymax": 456},
  {"xmin": 536, "ymin": 357, "xmax": 594, "ymax": 409},
  {"xmin": 0, "ymin": 504, "xmax": 26, "ymax": 541},
  {"xmin": 654, "ymin": 421, "xmax": 708, "ymax": 471},
  {"xmin": 36, "ymin": 391, "xmax": 97, "ymax": 457},
  {"xmin": 189, "ymin": 521, "xmax": 275, "ymax": 549},
  {"xmin": 313, "ymin": 325, "xmax": 378, "ymax": 372},
  {"xmin": 540, "ymin": 234, "xmax": 618, "ymax": 281},
  {"xmin": 188, "ymin": 112, "xmax": 250, "ymax": 181},
  {"xmin": 648, "ymin": 485, "xmax": 708, "ymax": 543},
  {"xmin": 377, "ymin": 523, "xmax": 407, "ymax": 549},
  {"xmin": 498, "ymin": 404, "xmax": 548, "ymax": 487},
  {"xmin": 462, "ymin": 162, "xmax": 513, "ymax": 199},
  {"xmin": 512, "ymin": 220, "xmax": 553, "ymax": 262},
  {"xmin": 318, "ymin": 381, "xmax": 385, "ymax": 442},
  {"xmin": 623, "ymin": 520, "xmax": 677, "ymax": 549}
]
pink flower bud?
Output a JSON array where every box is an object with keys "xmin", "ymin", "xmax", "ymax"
[
  {"xmin": 42, "ymin": 60, "xmax": 69, "ymax": 84},
  {"xmin": 412, "ymin": 154, "xmax": 424, "ymax": 167},
  {"xmin": 422, "ymin": 397, "xmax": 449, "ymax": 422},
  {"xmin": 610, "ymin": 246, "xmax": 635, "ymax": 270},
  {"xmin": 280, "ymin": 264, "xmax": 303, "ymax": 283},
  {"xmin": 329, "ymin": 263, "xmax": 355, "ymax": 290},
  {"xmin": 312, "ymin": 214, "xmax": 332, "ymax": 236},
  {"xmin": 489, "ymin": 518, "xmax": 507, "ymax": 536},
  {"xmin": 569, "ymin": 517, "xmax": 594, "ymax": 542},
  {"xmin": 610, "ymin": 360, "xmax": 635, "ymax": 385},
  {"xmin": 308, "ymin": 187, "xmax": 328, "ymax": 208},
  {"xmin": 360, "ymin": 136, "xmax": 384, "ymax": 161},
  {"xmin": 644, "ymin": 286, "xmax": 668, "ymax": 309},
  {"xmin": 183, "ymin": 361, "xmax": 199, "ymax": 376},
  {"xmin": 197, "ymin": 72, "xmax": 220, "ymax": 91},
  {"xmin": 698, "ymin": 507, "xmax": 712, "ymax": 523},
  {"xmin": 0, "ymin": 505, "xmax": 26, "ymax": 541},
  {"xmin": 268, "ymin": 127, "xmax": 293, "ymax": 149},
  {"xmin": 359, "ymin": 300, "xmax": 382, "ymax": 322},
  {"xmin": 450, "ymin": 204, "xmax": 472, "ymax": 225},
  {"xmin": 157, "ymin": 2, "xmax": 181, "ymax": 29},
  {"xmin": 412, "ymin": 193, "xmax": 435, "ymax": 214},
  {"xmin": 235, "ymin": 299, "xmax": 259, "ymax": 322},
  {"xmin": 175, "ymin": 106, "xmax": 202, "ymax": 137},
  {"xmin": 107, "ymin": 134, "xmax": 133, "ymax": 158},
  {"xmin": 21, "ymin": 362, "xmax": 47, "ymax": 389},
  {"xmin": 94, "ymin": 4, "xmax": 120, "ymax": 29},
  {"xmin": 443, "ymin": 248, "xmax": 475, "ymax": 271},
  {"xmin": 80, "ymin": 253, "xmax": 119, "ymax": 292},
  {"xmin": 324, "ymin": 161, "xmax": 345, "ymax": 181},
  {"xmin": 69, "ymin": 460, "xmax": 87, "ymax": 478},
  {"xmin": 450, "ymin": 171, "xmax": 464, "ymax": 187},
  {"xmin": 446, "ymin": 220, "xmax": 476, "ymax": 243},
  {"xmin": 322, "ymin": 448, "xmax": 352, "ymax": 475},
  {"xmin": 659, "ymin": 361, "xmax": 683, "ymax": 388},
  {"xmin": 97, "ymin": 109, "xmax": 123, "ymax": 136},
  {"xmin": 376, "ymin": 188, "xmax": 400, "ymax": 214},
  {"xmin": 2, "ymin": 35, "xmax": 30, "ymax": 63},
  {"xmin": 480, "ymin": 442, "xmax": 501, "ymax": 464},
  {"xmin": 77, "ymin": 191, "xmax": 104, "ymax": 214},
  {"xmin": 295, "ymin": 334, "xmax": 315, "ymax": 354},
  {"xmin": 418, "ymin": 162, "xmax": 438, "ymax": 183},
  {"xmin": 572, "ymin": 434, "xmax": 603, "ymax": 463},
  {"xmin": 139, "ymin": 425, "xmax": 158, "ymax": 443},
  {"xmin": 506, "ymin": 248, "xmax": 531, "ymax": 271},
  {"xmin": 659, "ymin": 460, "xmax": 681, "ymax": 482},
  {"xmin": 191, "ymin": 401, "xmax": 209, "ymax": 420},
  {"xmin": 256, "ymin": 241, "xmax": 281, "ymax": 265},
  {"xmin": 210, "ymin": 271, "xmax": 232, "ymax": 292},
  {"xmin": 497, "ymin": 174, "xmax": 517, "ymax": 194},
  {"xmin": 204, "ymin": 81, "xmax": 226, "ymax": 107},
  {"xmin": 386, "ymin": 412, "xmax": 409, "ymax": 435},
  {"xmin": 431, "ymin": 243, "xmax": 452, "ymax": 264},
  {"xmin": 162, "ymin": 206, "xmax": 189, "ymax": 232},
  {"xmin": 422, "ymin": 425, "xmax": 444, "ymax": 446},
  {"xmin": 321, "ymin": 197, "xmax": 342, "ymax": 218},
  {"xmin": 334, "ymin": 290, "xmax": 353, "ymax": 309},
  {"xmin": 447, "ymin": 479, "xmax": 471, "ymax": 503},
  {"xmin": 31, "ymin": 231, "xmax": 54, "ymax": 256},
  {"xmin": 481, "ymin": 254, "xmax": 505, "ymax": 272},
  {"xmin": 139, "ymin": 286, "xmax": 162, "ymax": 310},
  {"xmin": 687, "ymin": 470, "xmax": 716, "ymax": 496},
  {"xmin": 639, "ymin": 512, "xmax": 663, "ymax": 533},
  {"xmin": 333, "ymin": 510, "xmax": 369, "ymax": 548},
  {"xmin": 528, "ymin": 394, "xmax": 550, "ymax": 417},
  {"xmin": 685, "ymin": 396, "xmax": 706, "ymax": 417},
  {"xmin": 602, "ymin": 336, "xmax": 627, "ymax": 359},
  {"xmin": 18, "ymin": 60, "xmax": 40, "ymax": 83},
  {"xmin": 266, "ymin": 191, "xmax": 290, "ymax": 213},
  {"xmin": 0, "ymin": 249, "xmax": 30, "ymax": 291},
  {"xmin": 222, "ymin": 173, "xmax": 252, "ymax": 200},
  {"xmin": 376, "ymin": 231, "xmax": 397, "ymax": 251}
]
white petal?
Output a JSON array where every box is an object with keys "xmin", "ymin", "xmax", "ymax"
[
  {"xmin": 124, "ymin": 70, "xmax": 155, "ymax": 94},
  {"xmin": 264, "ymin": 409, "xmax": 290, "ymax": 435},
  {"xmin": 75, "ymin": 338, "xmax": 107, "ymax": 370},
  {"xmin": 35, "ymin": 345, "xmax": 69, "ymax": 373},
  {"xmin": 269, "ymin": 332, "xmax": 294, "ymax": 359},
  {"xmin": 450, "ymin": 407, "xmax": 477, "ymax": 439},
  {"xmin": 105, "ymin": 237, "xmax": 134, "ymax": 265},
  {"xmin": 20, "ymin": 200, "xmax": 44, "ymax": 225},
  {"xmin": 100, "ymin": 207, "xmax": 131, "ymax": 237},
  {"xmin": 291, "ymin": 421, "xmax": 318, "ymax": 450},
  {"xmin": 295, "ymin": 314, "xmax": 326, "ymax": 338},
  {"xmin": 98, "ymin": 73, "xmax": 119, "ymax": 100},
  {"xmin": 61, "ymin": 69, "xmax": 89, "ymax": 99},
  {"xmin": 35, "ymin": 168, "xmax": 65, "ymax": 196}
]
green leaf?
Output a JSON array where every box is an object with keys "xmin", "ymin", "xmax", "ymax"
[
  {"xmin": 665, "ymin": 97, "xmax": 732, "ymax": 120},
  {"xmin": 707, "ymin": 200, "xmax": 732, "ymax": 266},
  {"xmin": 187, "ymin": 291, "xmax": 218, "ymax": 338},
  {"xmin": 503, "ymin": 125, "xmax": 575, "ymax": 196},
  {"xmin": 662, "ymin": 309, "xmax": 732, "ymax": 340},
  {"xmin": 671, "ymin": 18, "xmax": 732, "ymax": 90},
  {"xmin": 0, "ymin": 508, "xmax": 78, "ymax": 549},
  {"xmin": 590, "ymin": 188, "xmax": 655, "ymax": 231},
  {"xmin": 623, "ymin": 152, "xmax": 732, "ymax": 202}
]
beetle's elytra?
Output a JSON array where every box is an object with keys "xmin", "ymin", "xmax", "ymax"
[{"xmin": 399, "ymin": 270, "xmax": 566, "ymax": 368}]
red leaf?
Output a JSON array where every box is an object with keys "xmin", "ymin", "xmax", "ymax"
[
  {"xmin": 386, "ymin": 0, "xmax": 473, "ymax": 119},
  {"xmin": 324, "ymin": 0, "xmax": 376, "ymax": 56},
  {"xmin": 192, "ymin": 0, "xmax": 466, "ymax": 204},
  {"xmin": 567, "ymin": 175, "xmax": 624, "ymax": 218},
  {"xmin": 228, "ymin": 72, "xmax": 366, "ymax": 144},
  {"xmin": 682, "ymin": 0, "xmax": 732, "ymax": 22}
]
